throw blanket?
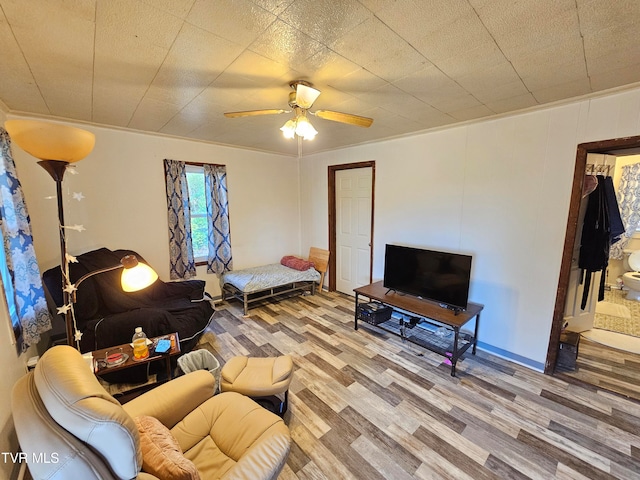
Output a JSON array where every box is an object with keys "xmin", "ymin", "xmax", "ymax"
[{"xmin": 43, "ymin": 248, "xmax": 214, "ymax": 353}]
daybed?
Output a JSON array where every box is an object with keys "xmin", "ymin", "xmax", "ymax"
[
  {"xmin": 221, "ymin": 247, "xmax": 329, "ymax": 315},
  {"xmin": 42, "ymin": 248, "xmax": 214, "ymax": 354}
]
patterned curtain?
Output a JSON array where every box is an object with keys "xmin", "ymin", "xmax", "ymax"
[
  {"xmin": 0, "ymin": 128, "xmax": 51, "ymax": 351},
  {"xmin": 610, "ymin": 163, "xmax": 640, "ymax": 260},
  {"xmin": 204, "ymin": 164, "xmax": 233, "ymax": 274},
  {"xmin": 164, "ymin": 159, "xmax": 196, "ymax": 279}
]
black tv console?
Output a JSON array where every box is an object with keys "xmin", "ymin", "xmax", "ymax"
[{"xmin": 354, "ymin": 281, "xmax": 483, "ymax": 376}]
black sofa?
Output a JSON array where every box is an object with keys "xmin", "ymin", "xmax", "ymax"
[{"xmin": 42, "ymin": 247, "xmax": 214, "ymax": 355}]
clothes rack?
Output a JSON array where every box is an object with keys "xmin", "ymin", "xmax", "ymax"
[{"xmin": 585, "ymin": 163, "xmax": 612, "ymax": 176}]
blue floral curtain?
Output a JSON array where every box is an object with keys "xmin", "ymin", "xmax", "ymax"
[
  {"xmin": 610, "ymin": 163, "xmax": 640, "ymax": 259},
  {"xmin": 204, "ymin": 164, "xmax": 233, "ymax": 274},
  {"xmin": 164, "ymin": 159, "xmax": 196, "ymax": 279},
  {"xmin": 0, "ymin": 128, "xmax": 51, "ymax": 351}
]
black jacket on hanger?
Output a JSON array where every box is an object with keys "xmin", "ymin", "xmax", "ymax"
[{"xmin": 578, "ymin": 175, "xmax": 611, "ymax": 309}]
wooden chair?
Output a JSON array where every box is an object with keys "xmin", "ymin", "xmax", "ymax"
[{"xmin": 309, "ymin": 247, "xmax": 330, "ymax": 292}]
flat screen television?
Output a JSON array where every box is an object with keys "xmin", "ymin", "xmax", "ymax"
[{"xmin": 383, "ymin": 244, "xmax": 472, "ymax": 311}]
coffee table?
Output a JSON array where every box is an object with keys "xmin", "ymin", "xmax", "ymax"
[{"xmin": 93, "ymin": 332, "xmax": 181, "ymax": 382}]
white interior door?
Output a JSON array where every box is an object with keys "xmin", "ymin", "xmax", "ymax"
[{"xmin": 336, "ymin": 167, "xmax": 372, "ymax": 295}]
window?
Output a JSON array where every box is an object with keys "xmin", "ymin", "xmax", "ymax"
[
  {"xmin": 185, "ymin": 165, "xmax": 207, "ymax": 262},
  {"xmin": 164, "ymin": 159, "xmax": 233, "ymax": 279}
]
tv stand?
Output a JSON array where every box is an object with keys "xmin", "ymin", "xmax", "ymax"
[{"xmin": 354, "ymin": 281, "xmax": 483, "ymax": 376}]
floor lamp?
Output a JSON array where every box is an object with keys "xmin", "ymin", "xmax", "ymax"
[{"xmin": 4, "ymin": 120, "xmax": 157, "ymax": 348}]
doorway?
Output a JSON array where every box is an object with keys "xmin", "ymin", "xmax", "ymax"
[
  {"xmin": 547, "ymin": 135, "xmax": 640, "ymax": 400},
  {"xmin": 328, "ymin": 161, "xmax": 375, "ymax": 294}
]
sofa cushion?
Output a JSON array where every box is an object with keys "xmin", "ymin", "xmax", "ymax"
[{"xmin": 135, "ymin": 415, "xmax": 201, "ymax": 480}]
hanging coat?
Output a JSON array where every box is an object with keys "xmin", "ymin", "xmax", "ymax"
[
  {"xmin": 578, "ymin": 175, "xmax": 610, "ymax": 309},
  {"xmin": 603, "ymin": 175, "xmax": 625, "ymax": 243}
]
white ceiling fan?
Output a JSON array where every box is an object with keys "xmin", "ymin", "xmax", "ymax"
[{"xmin": 224, "ymin": 81, "xmax": 373, "ymax": 141}]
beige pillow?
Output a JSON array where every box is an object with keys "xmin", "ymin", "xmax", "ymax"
[{"xmin": 135, "ymin": 416, "xmax": 200, "ymax": 480}]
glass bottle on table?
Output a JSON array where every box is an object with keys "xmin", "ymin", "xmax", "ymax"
[{"xmin": 132, "ymin": 327, "xmax": 149, "ymax": 360}]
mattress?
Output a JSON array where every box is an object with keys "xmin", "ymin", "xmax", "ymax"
[{"xmin": 221, "ymin": 263, "xmax": 320, "ymax": 293}]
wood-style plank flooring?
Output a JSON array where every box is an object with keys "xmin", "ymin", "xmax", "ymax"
[
  {"xmin": 197, "ymin": 291, "xmax": 640, "ymax": 479},
  {"xmin": 559, "ymin": 337, "xmax": 640, "ymax": 403}
]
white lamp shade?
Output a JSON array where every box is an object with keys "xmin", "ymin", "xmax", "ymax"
[
  {"xmin": 280, "ymin": 119, "xmax": 296, "ymax": 139},
  {"xmin": 4, "ymin": 119, "xmax": 95, "ymax": 162},
  {"xmin": 121, "ymin": 262, "xmax": 158, "ymax": 292},
  {"xmin": 295, "ymin": 116, "xmax": 318, "ymax": 140}
]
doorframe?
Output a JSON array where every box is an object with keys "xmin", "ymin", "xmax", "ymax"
[
  {"xmin": 545, "ymin": 135, "xmax": 640, "ymax": 374},
  {"xmin": 327, "ymin": 161, "xmax": 376, "ymax": 292}
]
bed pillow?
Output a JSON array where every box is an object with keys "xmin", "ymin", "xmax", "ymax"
[
  {"xmin": 281, "ymin": 255, "xmax": 315, "ymax": 271},
  {"xmin": 135, "ymin": 415, "xmax": 201, "ymax": 480}
]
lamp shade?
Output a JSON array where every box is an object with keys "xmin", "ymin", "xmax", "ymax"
[
  {"xmin": 121, "ymin": 262, "xmax": 158, "ymax": 292},
  {"xmin": 4, "ymin": 119, "xmax": 95, "ymax": 162}
]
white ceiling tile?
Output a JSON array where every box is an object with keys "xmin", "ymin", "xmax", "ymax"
[
  {"xmin": 330, "ymin": 16, "xmax": 398, "ymax": 68},
  {"xmin": 92, "ymin": 84, "xmax": 148, "ymax": 126},
  {"xmin": 278, "ymin": 0, "xmax": 372, "ymax": 46},
  {"xmin": 477, "ymin": 0, "xmax": 580, "ymax": 56},
  {"xmin": 412, "ymin": 11, "xmax": 494, "ymax": 63},
  {"xmin": 509, "ymin": 38, "xmax": 586, "ymax": 79},
  {"xmin": 99, "ymin": 0, "xmax": 184, "ymax": 50},
  {"xmin": 187, "ymin": 0, "xmax": 276, "ymax": 48},
  {"xmin": 577, "ymin": 0, "xmax": 640, "ymax": 32},
  {"xmin": 2, "ymin": 0, "xmax": 640, "ymax": 155},
  {"xmin": 455, "ymin": 62, "xmax": 523, "ymax": 95},
  {"xmin": 218, "ymin": 50, "xmax": 291, "ymax": 87},
  {"xmin": 435, "ymin": 42, "xmax": 509, "ymax": 79},
  {"xmin": 531, "ymin": 78, "xmax": 592, "ymax": 104},
  {"xmin": 0, "ymin": 9, "xmax": 48, "ymax": 113},
  {"xmin": 293, "ymin": 48, "xmax": 361, "ymax": 85},
  {"xmin": 326, "ymin": 67, "xmax": 387, "ymax": 96},
  {"xmin": 248, "ymin": 19, "xmax": 325, "ymax": 68},
  {"xmin": 590, "ymin": 64, "xmax": 640, "ymax": 91},
  {"xmin": 393, "ymin": 66, "xmax": 456, "ymax": 96},
  {"xmin": 128, "ymin": 97, "xmax": 183, "ymax": 131},
  {"xmin": 449, "ymin": 104, "xmax": 495, "ymax": 121},
  {"xmin": 430, "ymin": 93, "xmax": 482, "ymax": 114},
  {"xmin": 140, "ymin": 0, "xmax": 196, "ymax": 18},
  {"xmin": 520, "ymin": 61, "xmax": 587, "ymax": 92},
  {"xmin": 362, "ymin": 39, "xmax": 430, "ymax": 83},
  {"xmin": 583, "ymin": 26, "xmax": 640, "ymax": 74},
  {"xmin": 470, "ymin": 79, "xmax": 530, "ymax": 104},
  {"xmin": 143, "ymin": 24, "xmax": 244, "ymax": 108},
  {"xmin": 249, "ymin": 0, "xmax": 295, "ymax": 16},
  {"xmin": 93, "ymin": 1, "xmax": 184, "ymax": 124},
  {"xmin": 485, "ymin": 93, "xmax": 539, "ymax": 114},
  {"xmin": 407, "ymin": 80, "xmax": 470, "ymax": 107},
  {"xmin": 2, "ymin": 0, "xmax": 95, "ymax": 119},
  {"xmin": 376, "ymin": 0, "xmax": 475, "ymax": 44}
]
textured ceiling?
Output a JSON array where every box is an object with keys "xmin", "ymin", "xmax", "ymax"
[{"xmin": 1, "ymin": 0, "xmax": 639, "ymax": 156}]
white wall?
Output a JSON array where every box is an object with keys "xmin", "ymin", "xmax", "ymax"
[
  {"xmin": 300, "ymin": 87, "xmax": 640, "ymax": 369},
  {"xmin": 11, "ymin": 121, "xmax": 302, "ymax": 298}
]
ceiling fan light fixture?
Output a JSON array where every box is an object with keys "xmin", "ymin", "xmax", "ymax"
[
  {"xmin": 280, "ymin": 119, "xmax": 296, "ymax": 139},
  {"xmin": 294, "ymin": 115, "xmax": 318, "ymax": 140}
]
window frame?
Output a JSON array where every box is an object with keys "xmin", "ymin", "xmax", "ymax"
[
  {"xmin": 184, "ymin": 161, "xmax": 226, "ymax": 267},
  {"xmin": 185, "ymin": 163, "xmax": 207, "ymax": 264}
]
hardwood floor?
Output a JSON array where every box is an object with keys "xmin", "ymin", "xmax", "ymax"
[
  {"xmin": 197, "ymin": 291, "xmax": 640, "ymax": 479},
  {"xmin": 559, "ymin": 337, "xmax": 640, "ymax": 403}
]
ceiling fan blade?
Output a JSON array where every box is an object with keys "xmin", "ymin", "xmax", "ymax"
[
  {"xmin": 295, "ymin": 84, "xmax": 321, "ymax": 109},
  {"xmin": 313, "ymin": 110, "xmax": 373, "ymax": 128},
  {"xmin": 224, "ymin": 109, "xmax": 288, "ymax": 118}
]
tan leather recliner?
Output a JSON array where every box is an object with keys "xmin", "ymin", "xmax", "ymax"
[{"xmin": 11, "ymin": 346, "xmax": 290, "ymax": 479}]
